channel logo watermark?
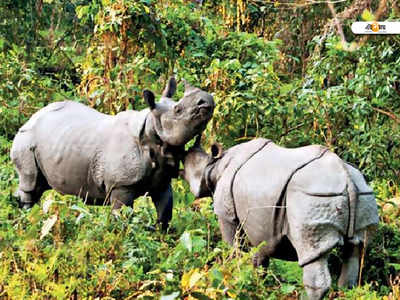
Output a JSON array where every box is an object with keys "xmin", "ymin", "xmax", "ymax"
[{"xmin": 351, "ymin": 22, "xmax": 400, "ymax": 34}]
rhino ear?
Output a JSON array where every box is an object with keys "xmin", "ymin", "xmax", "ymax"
[
  {"xmin": 162, "ymin": 76, "xmax": 177, "ymax": 98},
  {"xmin": 210, "ymin": 143, "xmax": 223, "ymax": 159},
  {"xmin": 183, "ymin": 79, "xmax": 196, "ymax": 95},
  {"xmin": 143, "ymin": 90, "xmax": 156, "ymax": 110}
]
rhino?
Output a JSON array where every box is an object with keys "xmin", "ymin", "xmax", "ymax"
[
  {"xmin": 181, "ymin": 137, "xmax": 379, "ymax": 299},
  {"xmin": 11, "ymin": 78, "xmax": 215, "ymax": 229}
]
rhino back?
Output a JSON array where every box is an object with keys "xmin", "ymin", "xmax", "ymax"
[
  {"xmin": 225, "ymin": 142, "xmax": 333, "ymax": 259},
  {"xmin": 31, "ymin": 101, "xmax": 112, "ymax": 197},
  {"xmin": 288, "ymin": 150, "xmax": 347, "ymax": 195}
]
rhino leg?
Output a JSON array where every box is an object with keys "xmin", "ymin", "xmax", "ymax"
[
  {"xmin": 16, "ymin": 190, "xmax": 34, "ymax": 209},
  {"xmin": 17, "ymin": 179, "xmax": 49, "ymax": 209},
  {"xmin": 151, "ymin": 184, "xmax": 173, "ymax": 231},
  {"xmin": 302, "ymin": 254, "xmax": 331, "ymax": 300},
  {"xmin": 13, "ymin": 147, "xmax": 49, "ymax": 208},
  {"xmin": 252, "ymin": 249, "xmax": 270, "ymax": 269},
  {"xmin": 110, "ymin": 187, "xmax": 136, "ymax": 209},
  {"xmin": 218, "ymin": 217, "xmax": 238, "ymax": 246},
  {"xmin": 338, "ymin": 243, "xmax": 360, "ymax": 288}
]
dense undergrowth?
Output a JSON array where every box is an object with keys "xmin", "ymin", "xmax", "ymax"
[{"xmin": 1, "ymin": 0, "xmax": 400, "ymax": 299}]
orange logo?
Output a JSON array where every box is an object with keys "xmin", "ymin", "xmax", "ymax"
[{"xmin": 371, "ymin": 21, "xmax": 379, "ymax": 32}]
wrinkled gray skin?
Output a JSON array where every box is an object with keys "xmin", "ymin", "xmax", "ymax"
[
  {"xmin": 11, "ymin": 78, "xmax": 214, "ymax": 230},
  {"xmin": 181, "ymin": 137, "xmax": 379, "ymax": 300}
]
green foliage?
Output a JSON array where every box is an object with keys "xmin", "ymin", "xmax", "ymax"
[
  {"xmin": 0, "ymin": 43, "xmax": 78, "ymax": 138},
  {"xmin": 363, "ymin": 223, "xmax": 400, "ymax": 288},
  {"xmin": 300, "ymin": 35, "xmax": 400, "ymax": 185}
]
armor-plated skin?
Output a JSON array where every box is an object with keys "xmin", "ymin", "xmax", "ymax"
[
  {"xmin": 11, "ymin": 78, "xmax": 215, "ymax": 229},
  {"xmin": 181, "ymin": 138, "xmax": 379, "ymax": 300}
]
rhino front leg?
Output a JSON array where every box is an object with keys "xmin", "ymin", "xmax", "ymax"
[
  {"xmin": 338, "ymin": 243, "xmax": 360, "ymax": 288},
  {"xmin": 110, "ymin": 187, "xmax": 136, "ymax": 210},
  {"xmin": 302, "ymin": 254, "xmax": 331, "ymax": 300},
  {"xmin": 151, "ymin": 184, "xmax": 173, "ymax": 231},
  {"xmin": 252, "ymin": 248, "xmax": 270, "ymax": 269}
]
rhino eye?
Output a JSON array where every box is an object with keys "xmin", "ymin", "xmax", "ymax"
[{"xmin": 174, "ymin": 105, "xmax": 182, "ymax": 114}]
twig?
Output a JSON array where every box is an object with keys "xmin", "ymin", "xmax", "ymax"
[
  {"xmin": 250, "ymin": 0, "xmax": 347, "ymax": 7},
  {"xmin": 279, "ymin": 122, "xmax": 305, "ymax": 138},
  {"xmin": 327, "ymin": 2, "xmax": 347, "ymax": 44},
  {"xmin": 373, "ymin": 107, "xmax": 400, "ymax": 124},
  {"xmin": 358, "ymin": 230, "xmax": 368, "ymax": 286}
]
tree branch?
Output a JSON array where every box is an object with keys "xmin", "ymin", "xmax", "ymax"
[{"xmin": 373, "ymin": 107, "xmax": 400, "ymax": 124}]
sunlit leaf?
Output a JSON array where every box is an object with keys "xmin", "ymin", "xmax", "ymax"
[
  {"xmin": 180, "ymin": 231, "xmax": 192, "ymax": 252},
  {"xmin": 161, "ymin": 291, "xmax": 180, "ymax": 300},
  {"xmin": 40, "ymin": 214, "xmax": 57, "ymax": 240},
  {"xmin": 361, "ymin": 9, "xmax": 375, "ymax": 21}
]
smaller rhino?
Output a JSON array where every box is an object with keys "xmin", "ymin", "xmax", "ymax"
[{"xmin": 181, "ymin": 137, "xmax": 379, "ymax": 300}]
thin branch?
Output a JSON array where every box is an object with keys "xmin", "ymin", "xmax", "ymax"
[
  {"xmin": 327, "ymin": 1, "xmax": 347, "ymax": 44},
  {"xmin": 279, "ymin": 122, "xmax": 306, "ymax": 138},
  {"xmin": 373, "ymin": 107, "xmax": 400, "ymax": 124},
  {"xmin": 250, "ymin": 0, "xmax": 347, "ymax": 7}
]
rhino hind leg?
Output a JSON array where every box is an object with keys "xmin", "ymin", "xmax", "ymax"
[
  {"xmin": 16, "ymin": 190, "xmax": 34, "ymax": 209},
  {"xmin": 15, "ymin": 170, "xmax": 49, "ymax": 208},
  {"xmin": 338, "ymin": 243, "xmax": 360, "ymax": 288},
  {"xmin": 13, "ymin": 143, "xmax": 49, "ymax": 208},
  {"xmin": 218, "ymin": 217, "xmax": 238, "ymax": 246},
  {"xmin": 302, "ymin": 254, "xmax": 331, "ymax": 300},
  {"xmin": 17, "ymin": 178, "xmax": 49, "ymax": 209}
]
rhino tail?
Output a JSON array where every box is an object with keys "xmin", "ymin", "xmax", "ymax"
[{"xmin": 343, "ymin": 162, "xmax": 358, "ymax": 239}]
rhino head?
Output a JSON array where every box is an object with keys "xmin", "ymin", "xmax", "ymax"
[
  {"xmin": 143, "ymin": 78, "xmax": 215, "ymax": 146},
  {"xmin": 181, "ymin": 136, "xmax": 223, "ymax": 198}
]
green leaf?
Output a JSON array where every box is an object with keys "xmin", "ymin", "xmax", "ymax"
[
  {"xmin": 161, "ymin": 292, "xmax": 180, "ymax": 300},
  {"xmin": 280, "ymin": 284, "xmax": 296, "ymax": 295},
  {"xmin": 189, "ymin": 269, "xmax": 203, "ymax": 288},
  {"xmin": 180, "ymin": 231, "xmax": 192, "ymax": 252}
]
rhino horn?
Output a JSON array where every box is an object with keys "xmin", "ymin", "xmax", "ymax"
[
  {"xmin": 143, "ymin": 90, "xmax": 156, "ymax": 110},
  {"xmin": 211, "ymin": 143, "xmax": 223, "ymax": 159},
  {"xmin": 162, "ymin": 76, "xmax": 177, "ymax": 98}
]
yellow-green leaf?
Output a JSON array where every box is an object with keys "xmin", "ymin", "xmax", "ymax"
[
  {"xmin": 361, "ymin": 9, "xmax": 375, "ymax": 21},
  {"xmin": 189, "ymin": 269, "xmax": 203, "ymax": 288},
  {"xmin": 181, "ymin": 271, "xmax": 191, "ymax": 290}
]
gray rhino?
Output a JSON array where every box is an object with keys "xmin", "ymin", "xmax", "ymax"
[
  {"xmin": 11, "ymin": 78, "xmax": 214, "ymax": 229},
  {"xmin": 181, "ymin": 137, "xmax": 379, "ymax": 299}
]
